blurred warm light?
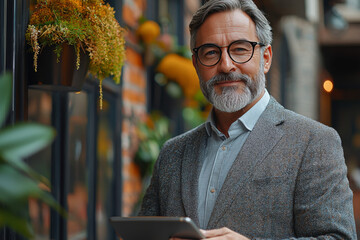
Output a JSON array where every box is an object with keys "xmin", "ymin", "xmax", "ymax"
[
  {"xmin": 75, "ymin": 91, "xmax": 81, "ymax": 94},
  {"xmin": 323, "ymin": 80, "xmax": 334, "ymax": 93}
]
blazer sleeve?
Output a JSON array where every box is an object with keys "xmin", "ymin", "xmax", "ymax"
[
  {"xmin": 138, "ymin": 150, "xmax": 162, "ymax": 216},
  {"xmin": 291, "ymin": 127, "xmax": 357, "ymax": 239}
]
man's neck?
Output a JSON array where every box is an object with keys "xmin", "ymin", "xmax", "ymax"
[{"xmin": 213, "ymin": 90, "xmax": 265, "ymax": 137}]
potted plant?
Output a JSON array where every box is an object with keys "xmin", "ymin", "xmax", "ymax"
[
  {"xmin": 26, "ymin": 0, "xmax": 126, "ymax": 108},
  {"xmin": 135, "ymin": 112, "xmax": 171, "ymax": 178},
  {"xmin": 0, "ymin": 72, "xmax": 65, "ymax": 239}
]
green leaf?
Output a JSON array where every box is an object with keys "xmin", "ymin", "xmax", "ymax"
[
  {"xmin": 0, "ymin": 123, "xmax": 55, "ymax": 160},
  {"xmin": 0, "ymin": 165, "xmax": 66, "ymax": 218},
  {"xmin": 0, "ymin": 72, "xmax": 66, "ymax": 238},
  {"xmin": 2, "ymin": 156, "xmax": 51, "ymax": 187},
  {"xmin": 155, "ymin": 118, "xmax": 170, "ymax": 139},
  {"xmin": 165, "ymin": 82, "xmax": 182, "ymax": 98},
  {"xmin": 147, "ymin": 140, "xmax": 160, "ymax": 162},
  {"xmin": 0, "ymin": 207, "xmax": 34, "ymax": 239},
  {"xmin": 0, "ymin": 73, "xmax": 12, "ymax": 125},
  {"xmin": 0, "ymin": 165, "xmax": 44, "ymax": 204}
]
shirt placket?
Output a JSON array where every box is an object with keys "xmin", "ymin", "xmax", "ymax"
[{"xmin": 204, "ymin": 138, "xmax": 230, "ymax": 225}]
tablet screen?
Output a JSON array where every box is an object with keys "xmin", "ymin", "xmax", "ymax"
[{"xmin": 109, "ymin": 216, "xmax": 204, "ymax": 240}]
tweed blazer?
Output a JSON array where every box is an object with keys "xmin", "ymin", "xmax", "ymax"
[{"xmin": 139, "ymin": 97, "xmax": 357, "ymax": 239}]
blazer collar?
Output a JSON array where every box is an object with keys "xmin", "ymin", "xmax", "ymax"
[
  {"xmin": 207, "ymin": 97, "xmax": 285, "ymax": 228},
  {"xmin": 181, "ymin": 125, "xmax": 208, "ymax": 226}
]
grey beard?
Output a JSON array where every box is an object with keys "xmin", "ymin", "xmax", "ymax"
[{"xmin": 200, "ymin": 71, "xmax": 265, "ymax": 113}]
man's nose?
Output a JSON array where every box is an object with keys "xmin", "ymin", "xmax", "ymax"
[{"xmin": 218, "ymin": 50, "xmax": 236, "ymax": 73}]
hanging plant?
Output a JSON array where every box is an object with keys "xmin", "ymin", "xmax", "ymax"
[{"xmin": 26, "ymin": 0, "xmax": 126, "ymax": 109}]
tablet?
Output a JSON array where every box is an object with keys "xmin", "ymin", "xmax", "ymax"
[{"xmin": 109, "ymin": 216, "xmax": 205, "ymax": 240}]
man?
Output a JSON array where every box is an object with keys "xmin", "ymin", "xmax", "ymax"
[{"xmin": 139, "ymin": 0, "xmax": 357, "ymax": 239}]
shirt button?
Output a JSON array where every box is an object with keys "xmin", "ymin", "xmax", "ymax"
[
  {"xmin": 210, "ymin": 188, "xmax": 215, "ymax": 193},
  {"xmin": 221, "ymin": 146, "xmax": 226, "ymax": 151}
]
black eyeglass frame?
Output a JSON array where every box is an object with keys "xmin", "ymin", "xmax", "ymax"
[{"xmin": 193, "ymin": 40, "xmax": 266, "ymax": 67}]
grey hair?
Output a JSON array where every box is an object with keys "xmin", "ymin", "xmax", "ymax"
[{"xmin": 189, "ymin": 0, "xmax": 272, "ymax": 50}]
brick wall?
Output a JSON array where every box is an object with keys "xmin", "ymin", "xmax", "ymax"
[{"xmin": 121, "ymin": 0, "xmax": 148, "ymax": 216}]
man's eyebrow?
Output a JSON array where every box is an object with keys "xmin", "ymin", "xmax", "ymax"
[{"xmin": 198, "ymin": 39, "xmax": 253, "ymax": 46}]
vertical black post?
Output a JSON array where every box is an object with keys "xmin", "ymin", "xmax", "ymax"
[
  {"xmin": 85, "ymin": 84, "xmax": 97, "ymax": 240},
  {"xmin": 50, "ymin": 92, "xmax": 69, "ymax": 240},
  {"xmin": 111, "ymin": 88, "xmax": 123, "ymax": 239}
]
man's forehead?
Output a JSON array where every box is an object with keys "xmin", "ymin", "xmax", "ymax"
[{"xmin": 196, "ymin": 9, "xmax": 257, "ymax": 45}]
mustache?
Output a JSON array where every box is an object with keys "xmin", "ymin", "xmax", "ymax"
[{"xmin": 207, "ymin": 72, "xmax": 252, "ymax": 87}]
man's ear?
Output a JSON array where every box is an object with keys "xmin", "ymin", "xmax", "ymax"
[
  {"xmin": 263, "ymin": 45, "xmax": 272, "ymax": 74},
  {"xmin": 192, "ymin": 54, "xmax": 197, "ymax": 68}
]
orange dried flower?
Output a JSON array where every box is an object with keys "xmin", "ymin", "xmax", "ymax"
[
  {"xmin": 157, "ymin": 54, "xmax": 200, "ymax": 99},
  {"xmin": 137, "ymin": 20, "xmax": 161, "ymax": 44}
]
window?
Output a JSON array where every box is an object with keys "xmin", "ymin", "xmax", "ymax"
[
  {"xmin": 67, "ymin": 92, "xmax": 89, "ymax": 240},
  {"xmin": 27, "ymin": 81, "xmax": 122, "ymax": 240}
]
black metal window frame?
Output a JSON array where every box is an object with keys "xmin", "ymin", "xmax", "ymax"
[
  {"xmin": 0, "ymin": 0, "xmax": 29, "ymax": 124},
  {"xmin": 48, "ymin": 78, "xmax": 123, "ymax": 240},
  {"xmin": 0, "ymin": 0, "xmax": 124, "ymax": 239}
]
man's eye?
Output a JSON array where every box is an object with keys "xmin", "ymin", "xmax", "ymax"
[
  {"xmin": 205, "ymin": 50, "xmax": 217, "ymax": 56},
  {"xmin": 202, "ymin": 48, "xmax": 219, "ymax": 58},
  {"xmin": 231, "ymin": 47, "xmax": 247, "ymax": 54}
]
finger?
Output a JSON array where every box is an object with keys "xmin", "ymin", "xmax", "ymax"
[
  {"xmin": 201, "ymin": 227, "xmax": 231, "ymax": 238},
  {"xmin": 169, "ymin": 238, "xmax": 193, "ymax": 240}
]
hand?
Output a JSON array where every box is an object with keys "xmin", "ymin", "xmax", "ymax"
[
  {"xmin": 200, "ymin": 227, "xmax": 250, "ymax": 240},
  {"xmin": 169, "ymin": 228, "xmax": 249, "ymax": 240}
]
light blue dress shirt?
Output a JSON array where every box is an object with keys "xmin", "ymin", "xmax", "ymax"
[{"xmin": 197, "ymin": 90, "xmax": 270, "ymax": 229}]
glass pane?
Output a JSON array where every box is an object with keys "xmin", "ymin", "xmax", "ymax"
[
  {"xmin": 67, "ymin": 92, "xmax": 89, "ymax": 240},
  {"xmin": 27, "ymin": 89, "xmax": 53, "ymax": 240},
  {"xmin": 96, "ymin": 99, "xmax": 115, "ymax": 239}
]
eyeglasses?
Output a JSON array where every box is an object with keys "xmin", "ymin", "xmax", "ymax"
[{"xmin": 193, "ymin": 40, "xmax": 265, "ymax": 67}]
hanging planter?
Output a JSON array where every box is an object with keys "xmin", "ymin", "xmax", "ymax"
[
  {"xmin": 26, "ymin": 0, "xmax": 126, "ymax": 108},
  {"xmin": 28, "ymin": 44, "xmax": 90, "ymax": 91}
]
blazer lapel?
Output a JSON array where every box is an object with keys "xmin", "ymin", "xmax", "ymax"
[
  {"xmin": 181, "ymin": 126, "xmax": 208, "ymax": 226},
  {"xmin": 208, "ymin": 98, "xmax": 286, "ymax": 228}
]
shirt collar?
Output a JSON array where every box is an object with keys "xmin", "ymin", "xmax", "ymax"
[{"xmin": 205, "ymin": 89, "xmax": 270, "ymax": 137}]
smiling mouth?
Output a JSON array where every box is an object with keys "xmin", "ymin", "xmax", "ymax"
[{"xmin": 214, "ymin": 81, "xmax": 242, "ymax": 87}]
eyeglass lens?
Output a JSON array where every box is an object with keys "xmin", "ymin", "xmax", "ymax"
[{"xmin": 197, "ymin": 41, "xmax": 256, "ymax": 66}]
